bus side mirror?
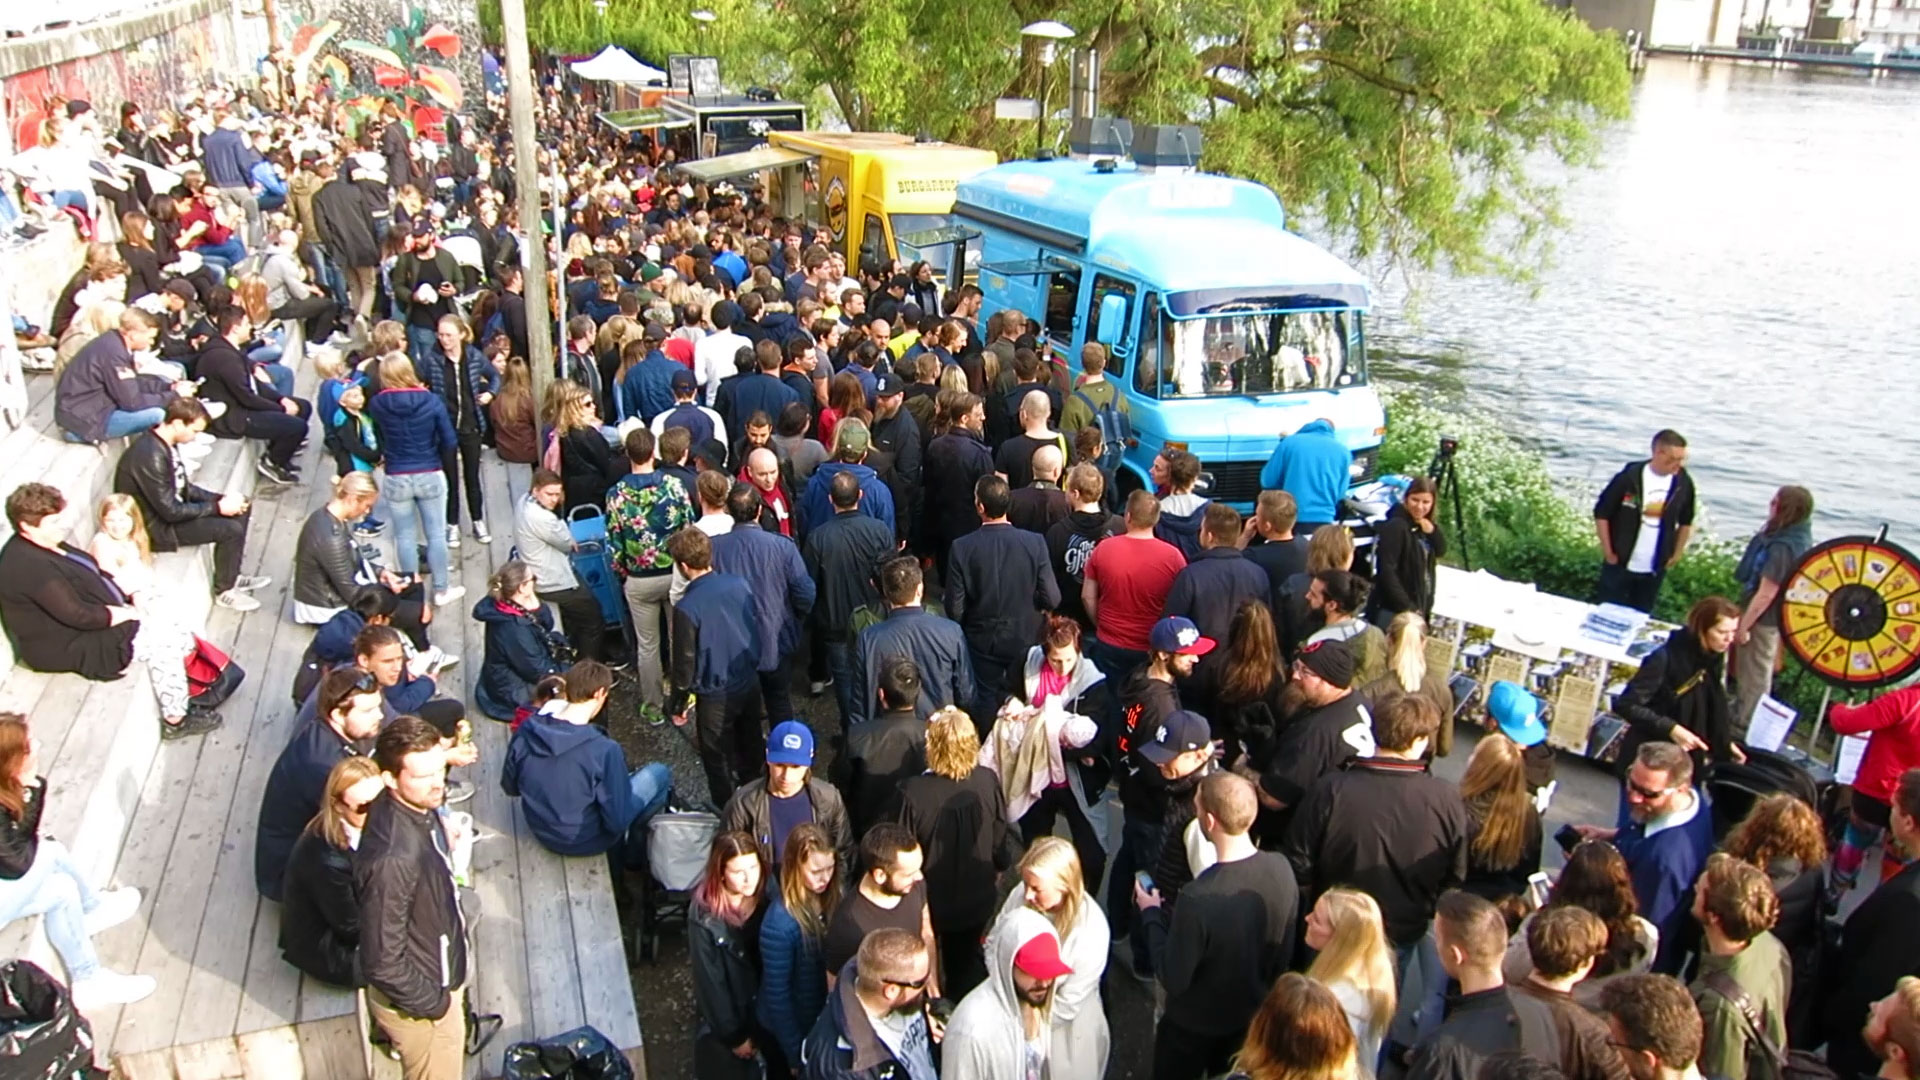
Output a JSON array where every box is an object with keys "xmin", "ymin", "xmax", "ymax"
[{"xmin": 1095, "ymin": 294, "xmax": 1127, "ymax": 346}]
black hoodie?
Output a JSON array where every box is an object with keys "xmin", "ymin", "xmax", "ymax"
[
  {"xmin": 1116, "ymin": 668, "xmax": 1186, "ymax": 822},
  {"xmin": 1046, "ymin": 508, "xmax": 1123, "ymax": 627}
]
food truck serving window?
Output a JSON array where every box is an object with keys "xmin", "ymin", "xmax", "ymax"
[{"xmin": 1151, "ymin": 308, "xmax": 1366, "ymax": 399}]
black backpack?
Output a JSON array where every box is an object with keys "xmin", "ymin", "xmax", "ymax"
[{"xmin": 1701, "ymin": 971, "xmax": 1839, "ymax": 1080}]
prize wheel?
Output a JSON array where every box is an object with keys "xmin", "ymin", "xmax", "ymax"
[{"xmin": 1780, "ymin": 535, "xmax": 1920, "ymax": 689}]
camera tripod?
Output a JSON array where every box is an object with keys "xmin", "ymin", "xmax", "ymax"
[{"xmin": 1427, "ymin": 437, "xmax": 1469, "ymax": 571}]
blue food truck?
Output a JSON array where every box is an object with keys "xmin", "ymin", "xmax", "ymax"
[{"xmin": 948, "ymin": 124, "xmax": 1384, "ymax": 506}]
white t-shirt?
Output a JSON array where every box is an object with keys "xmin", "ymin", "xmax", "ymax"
[
  {"xmin": 1627, "ymin": 466, "xmax": 1675, "ymax": 575},
  {"xmin": 870, "ymin": 1007, "xmax": 937, "ymax": 1080}
]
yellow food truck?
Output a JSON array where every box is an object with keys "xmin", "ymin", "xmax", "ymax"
[{"xmin": 675, "ymin": 131, "xmax": 997, "ymax": 279}]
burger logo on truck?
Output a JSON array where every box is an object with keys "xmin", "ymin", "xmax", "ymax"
[{"xmin": 824, "ymin": 175, "xmax": 848, "ymax": 241}]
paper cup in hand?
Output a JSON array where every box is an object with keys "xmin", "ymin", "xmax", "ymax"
[{"xmin": 415, "ymin": 283, "xmax": 437, "ymax": 304}]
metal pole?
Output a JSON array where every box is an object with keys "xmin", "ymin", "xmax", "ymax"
[
  {"xmin": 553, "ymin": 157, "xmax": 566, "ymax": 367},
  {"xmin": 1035, "ymin": 63, "xmax": 1049, "ymax": 157},
  {"xmin": 501, "ymin": 0, "xmax": 555, "ymax": 411}
]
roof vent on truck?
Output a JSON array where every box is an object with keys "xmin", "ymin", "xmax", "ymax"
[
  {"xmin": 1067, "ymin": 116, "xmax": 1132, "ymax": 162},
  {"xmin": 1132, "ymin": 123, "xmax": 1202, "ymax": 173}
]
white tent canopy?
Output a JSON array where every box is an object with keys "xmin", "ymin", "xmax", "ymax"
[{"xmin": 570, "ymin": 46, "xmax": 667, "ymax": 85}]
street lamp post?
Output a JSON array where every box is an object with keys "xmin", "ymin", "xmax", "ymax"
[{"xmin": 1021, "ymin": 20, "xmax": 1075, "ymax": 157}]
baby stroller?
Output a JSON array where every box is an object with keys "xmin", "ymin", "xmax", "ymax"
[
  {"xmin": 1702, "ymin": 745, "xmax": 1835, "ymax": 840},
  {"xmin": 634, "ymin": 809, "xmax": 720, "ymax": 962}
]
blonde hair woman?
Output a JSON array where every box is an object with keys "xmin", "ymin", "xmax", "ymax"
[
  {"xmin": 279, "ymin": 753, "xmax": 382, "ymax": 986},
  {"xmin": 897, "ymin": 706, "xmax": 1009, "ymax": 1002},
  {"xmin": 1304, "ymin": 888, "xmax": 1397, "ymax": 1077},
  {"xmin": 995, "ymin": 836, "xmax": 1110, "ymax": 1079},
  {"xmin": 1362, "ymin": 613, "xmax": 1457, "ymax": 755},
  {"xmin": 1457, "ymin": 733, "xmax": 1543, "ymax": 906}
]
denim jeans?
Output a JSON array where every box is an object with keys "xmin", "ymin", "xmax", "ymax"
[
  {"xmin": 628, "ymin": 762, "xmax": 672, "ymax": 825},
  {"xmin": 0, "ymin": 839, "xmax": 102, "ymax": 982},
  {"xmin": 823, "ymin": 635, "xmax": 856, "ymax": 728},
  {"xmin": 100, "ymin": 407, "xmax": 167, "ymax": 440},
  {"xmin": 406, "ymin": 325, "xmax": 438, "ymax": 374},
  {"xmin": 196, "ymin": 238, "xmax": 248, "ymax": 276},
  {"xmin": 255, "ymin": 362, "xmax": 295, "ymax": 399},
  {"xmin": 385, "ymin": 470, "xmax": 451, "ymax": 591}
]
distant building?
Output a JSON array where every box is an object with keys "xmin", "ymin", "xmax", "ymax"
[{"xmin": 1559, "ymin": 0, "xmax": 1742, "ymax": 47}]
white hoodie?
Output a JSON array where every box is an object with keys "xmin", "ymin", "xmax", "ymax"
[{"xmin": 941, "ymin": 908, "xmax": 1061, "ymax": 1080}]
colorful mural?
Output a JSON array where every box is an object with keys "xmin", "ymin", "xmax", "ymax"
[
  {"xmin": 291, "ymin": 0, "xmax": 483, "ymax": 133},
  {"xmin": 2, "ymin": 10, "xmax": 235, "ymax": 154}
]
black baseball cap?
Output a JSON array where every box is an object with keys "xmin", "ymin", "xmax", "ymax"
[
  {"xmin": 873, "ymin": 373, "xmax": 905, "ymax": 397},
  {"xmin": 1139, "ymin": 710, "xmax": 1211, "ymax": 766}
]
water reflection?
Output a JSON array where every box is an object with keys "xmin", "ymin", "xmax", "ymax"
[{"xmin": 1370, "ymin": 57, "xmax": 1920, "ymax": 543}]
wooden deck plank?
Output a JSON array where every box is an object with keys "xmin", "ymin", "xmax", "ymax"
[
  {"xmin": 564, "ymin": 854, "xmax": 644, "ymax": 1052},
  {"xmin": 235, "ymin": 1026, "xmax": 306, "ymax": 1079},
  {"xmin": 171, "ymin": 1036, "xmax": 246, "ymax": 1080},
  {"xmin": 108, "ymin": 429, "xmax": 314, "ymax": 1054},
  {"xmin": 462, "ymin": 456, "xmax": 534, "ymax": 1080},
  {"xmin": 177, "ymin": 435, "xmax": 337, "ymax": 1045},
  {"xmin": 291, "ymin": 1014, "xmax": 368, "ymax": 1079}
]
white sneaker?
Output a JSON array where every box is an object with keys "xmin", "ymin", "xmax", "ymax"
[
  {"xmin": 191, "ymin": 432, "xmax": 216, "ymax": 447},
  {"xmin": 216, "ymin": 589, "xmax": 261, "ymax": 612},
  {"xmin": 83, "ymin": 886, "xmax": 142, "ymax": 935},
  {"xmin": 472, "ymin": 522, "xmax": 492, "ymax": 544},
  {"xmin": 421, "ymin": 646, "xmax": 458, "ymax": 671},
  {"xmin": 445, "ymin": 525, "xmax": 462, "ymax": 549},
  {"xmin": 233, "ymin": 575, "xmax": 272, "ymax": 592},
  {"xmin": 71, "ymin": 969, "xmax": 157, "ymax": 1009},
  {"xmin": 202, "ymin": 400, "xmax": 228, "ymax": 420},
  {"xmin": 179, "ymin": 440, "xmax": 213, "ymax": 460},
  {"xmin": 433, "ymin": 586, "xmax": 466, "ymax": 607}
]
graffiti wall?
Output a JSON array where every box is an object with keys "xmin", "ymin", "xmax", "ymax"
[
  {"xmin": 3, "ymin": 7, "xmax": 239, "ymax": 154},
  {"xmin": 289, "ymin": 0, "xmax": 483, "ymax": 135}
]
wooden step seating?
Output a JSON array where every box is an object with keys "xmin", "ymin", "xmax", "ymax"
[{"xmin": 0, "ymin": 364, "xmax": 644, "ymax": 1077}]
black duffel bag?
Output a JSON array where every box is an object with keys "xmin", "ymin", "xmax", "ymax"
[
  {"xmin": 0, "ymin": 960, "xmax": 105, "ymax": 1079},
  {"xmin": 502, "ymin": 1025, "xmax": 635, "ymax": 1080}
]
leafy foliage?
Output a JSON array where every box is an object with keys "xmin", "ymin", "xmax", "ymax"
[{"xmin": 494, "ymin": 0, "xmax": 1629, "ymax": 281}]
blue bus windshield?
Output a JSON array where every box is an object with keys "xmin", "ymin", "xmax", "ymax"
[{"xmin": 1153, "ymin": 309, "xmax": 1365, "ymax": 399}]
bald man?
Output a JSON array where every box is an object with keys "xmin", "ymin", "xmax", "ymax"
[
  {"xmin": 995, "ymin": 389, "xmax": 1066, "ymax": 490},
  {"xmin": 1008, "ymin": 442, "xmax": 1069, "ymax": 536},
  {"xmin": 743, "ymin": 446, "xmax": 796, "ymax": 537}
]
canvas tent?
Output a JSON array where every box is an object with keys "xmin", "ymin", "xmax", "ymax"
[{"xmin": 570, "ymin": 46, "xmax": 666, "ymax": 84}]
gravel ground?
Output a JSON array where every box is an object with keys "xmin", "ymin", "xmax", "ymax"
[{"xmin": 600, "ymin": 665, "xmax": 1161, "ymax": 1080}]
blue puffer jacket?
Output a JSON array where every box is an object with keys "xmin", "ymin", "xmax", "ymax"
[
  {"xmin": 472, "ymin": 597, "xmax": 565, "ymax": 720},
  {"xmin": 757, "ymin": 893, "xmax": 828, "ymax": 1066},
  {"xmin": 500, "ymin": 711, "xmax": 638, "ymax": 856},
  {"xmin": 367, "ymin": 386, "xmax": 457, "ymax": 475},
  {"xmin": 422, "ymin": 343, "xmax": 500, "ymax": 439}
]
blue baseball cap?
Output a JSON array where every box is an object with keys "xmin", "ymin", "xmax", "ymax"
[
  {"xmin": 1487, "ymin": 681, "xmax": 1547, "ymax": 747},
  {"xmin": 1149, "ymin": 616, "xmax": 1215, "ymax": 657},
  {"xmin": 767, "ymin": 720, "xmax": 815, "ymax": 766}
]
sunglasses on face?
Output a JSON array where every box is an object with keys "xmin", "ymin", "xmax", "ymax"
[
  {"xmin": 884, "ymin": 974, "xmax": 929, "ymax": 990},
  {"xmin": 349, "ymin": 669, "xmax": 378, "ymax": 693},
  {"xmin": 1626, "ymin": 780, "xmax": 1675, "ymax": 801}
]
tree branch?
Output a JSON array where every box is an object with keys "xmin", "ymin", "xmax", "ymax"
[{"xmin": 1293, "ymin": 50, "xmax": 1429, "ymax": 101}]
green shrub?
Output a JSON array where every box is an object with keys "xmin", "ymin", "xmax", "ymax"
[{"xmin": 1377, "ymin": 386, "xmax": 1830, "ymax": 726}]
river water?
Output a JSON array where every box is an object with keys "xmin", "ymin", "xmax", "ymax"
[{"xmin": 1367, "ymin": 56, "xmax": 1920, "ymax": 545}]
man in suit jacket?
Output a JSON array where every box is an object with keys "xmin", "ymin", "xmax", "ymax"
[
  {"xmin": 1828, "ymin": 768, "xmax": 1920, "ymax": 1078},
  {"xmin": 945, "ymin": 474, "xmax": 1059, "ymax": 724},
  {"xmin": 112, "ymin": 397, "xmax": 267, "ymax": 610}
]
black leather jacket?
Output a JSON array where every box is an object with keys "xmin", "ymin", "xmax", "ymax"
[
  {"xmin": 293, "ymin": 506, "xmax": 362, "ymax": 610},
  {"xmin": 0, "ymin": 780, "xmax": 47, "ymax": 880},
  {"xmin": 353, "ymin": 795, "xmax": 467, "ymax": 1019},
  {"xmin": 279, "ymin": 827, "xmax": 361, "ymax": 987},
  {"xmin": 113, "ymin": 431, "xmax": 219, "ymax": 553}
]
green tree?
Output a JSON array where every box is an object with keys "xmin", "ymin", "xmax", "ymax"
[{"xmin": 505, "ymin": 0, "xmax": 1630, "ymax": 281}]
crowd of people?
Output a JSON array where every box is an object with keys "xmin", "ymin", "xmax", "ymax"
[{"xmin": 0, "ymin": 60, "xmax": 1914, "ymax": 1080}]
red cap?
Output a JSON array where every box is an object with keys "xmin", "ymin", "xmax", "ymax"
[{"xmin": 1012, "ymin": 932, "xmax": 1073, "ymax": 980}]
